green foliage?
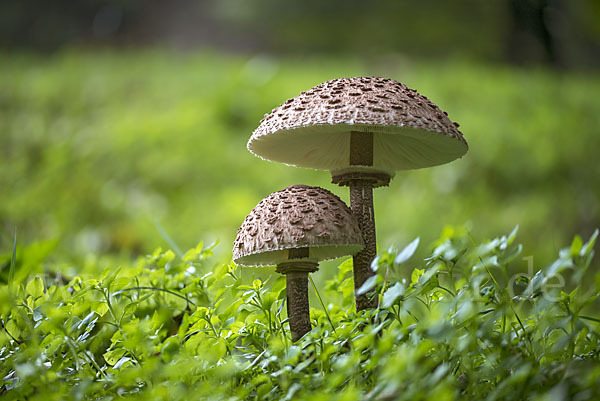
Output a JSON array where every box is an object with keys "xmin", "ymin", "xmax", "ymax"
[{"xmin": 2, "ymin": 228, "xmax": 599, "ymax": 400}]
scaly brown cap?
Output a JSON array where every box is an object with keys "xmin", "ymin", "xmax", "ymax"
[
  {"xmin": 233, "ymin": 185, "xmax": 364, "ymax": 266},
  {"xmin": 248, "ymin": 77, "xmax": 467, "ymax": 175}
]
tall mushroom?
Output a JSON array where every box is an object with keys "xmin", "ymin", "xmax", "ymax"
[
  {"xmin": 248, "ymin": 77, "xmax": 468, "ymax": 311},
  {"xmin": 233, "ymin": 184, "xmax": 363, "ymax": 341}
]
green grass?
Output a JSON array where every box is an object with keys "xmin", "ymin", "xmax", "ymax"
[
  {"xmin": 1, "ymin": 228, "xmax": 599, "ymax": 400},
  {"xmin": 1, "ymin": 50, "xmax": 599, "ymax": 268}
]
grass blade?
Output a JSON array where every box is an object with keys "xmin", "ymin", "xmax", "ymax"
[
  {"xmin": 152, "ymin": 219, "xmax": 184, "ymax": 259},
  {"xmin": 309, "ymin": 274, "xmax": 336, "ymax": 334},
  {"xmin": 9, "ymin": 229, "xmax": 16, "ymax": 289}
]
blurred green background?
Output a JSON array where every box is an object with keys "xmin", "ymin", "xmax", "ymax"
[{"xmin": 1, "ymin": 0, "xmax": 599, "ymax": 269}]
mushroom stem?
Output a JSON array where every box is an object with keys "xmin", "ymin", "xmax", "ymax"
[
  {"xmin": 277, "ymin": 255, "xmax": 318, "ymax": 342},
  {"xmin": 347, "ymin": 131, "xmax": 379, "ymax": 311},
  {"xmin": 350, "ymin": 180, "xmax": 379, "ymax": 310},
  {"xmin": 285, "ymin": 271, "xmax": 311, "ymax": 341}
]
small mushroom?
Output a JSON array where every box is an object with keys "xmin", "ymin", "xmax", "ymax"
[
  {"xmin": 248, "ymin": 77, "xmax": 468, "ymax": 311},
  {"xmin": 233, "ymin": 185, "xmax": 364, "ymax": 341}
]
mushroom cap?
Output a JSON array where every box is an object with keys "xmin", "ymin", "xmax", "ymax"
[
  {"xmin": 233, "ymin": 185, "xmax": 364, "ymax": 267},
  {"xmin": 248, "ymin": 77, "xmax": 468, "ymax": 175}
]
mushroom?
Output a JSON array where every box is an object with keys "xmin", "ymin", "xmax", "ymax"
[
  {"xmin": 248, "ymin": 77, "xmax": 468, "ymax": 311},
  {"xmin": 233, "ymin": 184, "xmax": 364, "ymax": 341}
]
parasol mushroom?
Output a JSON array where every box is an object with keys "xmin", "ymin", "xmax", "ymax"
[
  {"xmin": 248, "ymin": 77, "xmax": 468, "ymax": 310},
  {"xmin": 233, "ymin": 184, "xmax": 364, "ymax": 341}
]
